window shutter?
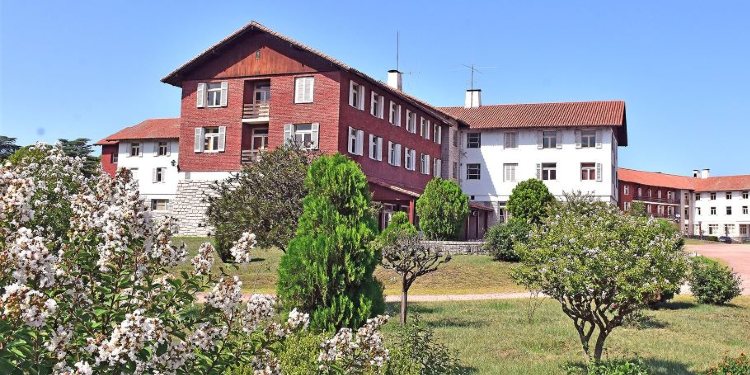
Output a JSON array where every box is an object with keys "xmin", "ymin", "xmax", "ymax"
[
  {"xmin": 397, "ymin": 105, "xmax": 402, "ymax": 126},
  {"xmin": 500, "ymin": 132, "xmax": 505, "ymax": 150},
  {"xmin": 575, "ymin": 130, "xmax": 582, "ymax": 149},
  {"xmin": 311, "ymin": 123, "xmax": 320, "ymax": 149},
  {"xmin": 194, "ymin": 128, "xmax": 204, "ymax": 153},
  {"xmin": 436, "ymin": 159, "xmax": 442, "ymax": 177},
  {"xmin": 138, "ymin": 144, "xmax": 143, "ymax": 157},
  {"xmin": 536, "ymin": 163, "xmax": 541, "ymax": 179},
  {"xmin": 306, "ymin": 78, "xmax": 314, "ymax": 102},
  {"xmin": 556, "ymin": 130, "xmax": 563, "ymax": 149},
  {"xmin": 152, "ymin": 168, "xmax": 157, "ymax": 183},
  {"xmin": 425, "ymin": 155, "xmax": 431, "ymax": 175},
  {"xmin": 536, "ymin": 131, "xmax": 543, "ymax": 149},
  {"xmin": 284, "ymin": 124, "xmax": 293, "ymax": 145},
  {"xmin": 167, "ymin": 142, "xmax": 171, "ymax": 156},
  {"xmin": 395, "ymin": 144, "xmax": 402, "ymax": 166},
  {"xmin": 368, "ymin": 134, "xmax": 375, "ymax": 159},
  {"xmin": 377, "ymin": 138, "xmax": 383, "ymax": 161},
  {"xmin": 596, "ymin": 163, "xmax": 603, "ymax": 182},
  {"xmin": 411, "ymin": 149, "xmax": 416, "ymax": 170},
  {"xmin": 356, "ymin": 130, "xmax": 364, "ymax": 155},
  {"xmin": 217, "ymin": 126, "xmax": 226, "ymax": 152},
  {"xmin": 220, "ymin": 81, "xmax": 228, "ymax": 107},
  {"xmin": 437, "ymin": 126, "xmax": 442, "ymax": 144},
  {"xmin": 294, "ymin": 78, "xmax": 304, "ymax": 103},
  {"xmin": 196, "ymin": 83, "xmax": 206, "ymax": 108},
  {"xmin": 595, "ymin": 130, "xmax": 602, "ymax": 149}
]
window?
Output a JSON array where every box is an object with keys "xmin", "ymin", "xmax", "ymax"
[
  {"xmin": 658, "ymin": 190, "xmax": 662, "ymax": 199},
  {"xmin": 542, "ymin": 131, "xmax": 557, "ymax": 149},
  {"xmin": 623, "ymin": 185, "xmax": 630, "ymax": 195},
  {"xmin": 695, "ymin": 193, "xmax": 701, "ymax": 200},
  {"xmin": 710, "ymin": 207, "xmax": 717, "ymax": 215},
  {"xmin": 153, "ymin": 167, "xmax": 166, "ymax": 183},
  {"xmin": 389, "ymin": 102, "xmax": 401, "ymax": 126},
  {"xmin": 196, "ymin": 81, "xmax": 228, "ymax": 108},
  {"xmin": 452, "ymin": 162, "xmax": 458, "ymax": 179},
  {"xmin": 727, "ymin": 206, "xmax": 732, "ymax": 215},
  {"xmin": 696, "ymin": 207, "xmax": 701, "ymax": 215},
  {"xmin": 368, "ymin": 134, "xmax": 383, "ymax": 161},
  {"xmin": 741, "ymin": 225, "xmax": 749, "ymax": 236},
  {"xmin": 708, "ymin": 224, "xmax": 718, "ymax": 235},
  {"xmin": 157, "ymin": 141, "xmax": 169, "ymax": 156},
  {"xmin": 347, "ymin": 127, "xmax": 364, "ymax": 155},
  {"xmin": 371, "ymin": 92, "xmax": 384, "ymax": 118},
  {"xmin": 467, "ymin": 133, "xmax": 481, "ymax": 148},
  {"xmin": 420, "ymin": 118, "xmax": 430, "ymax": 139},
  {"xmin": 196, "ymin": 127, "xmax": 226, "ymax": 153},
  {"xmin": 638, "ymin": 187, "xmax": 643, "ymax": 196},
  {"xmin": 284, "ymin": 124, "xmax": 319, "ymax": 150},
  {"xmin": 725, "ymin": 224, "xmax": 735, "ymax": 235},
  {"xmin": 667, "ymin": 191, "xmax": 674, "ymax": 201},
  {"xmin": 150, "ymin": 199, "xmax": 169, "ymax": 211},
  {"xmin": 111, "ymin": 152, "xmax": 118, "ymax": 163},
  {"xmin": 294, "ymin": 76, "xmax": 314, "ymax": 103},
  {"xmin": 433, "ymin": 158, "xmax": 442, "ymax": 178},
  {"xmin": 580, "ymin": 130, "xmax": 596, "ymax": 148},
  {"xmin": 130, "ymin": 143, "xmax": 141, "ymax": 157},
  {"xmin": 404, "ymin": 148, "xmax": 416, "ymax": 171},
  {"xmin": 504, "ymin": 132, "xmax": 517, "ymax": 149},
  {"xmin": 648, "ymin": 189, "xmax": 652, "ymax": 197},
  {"xmin": 744, "ymin": 191, "xmax": 749, "ymax": 199},
  {"xmin": 503, "ymin": 163, "xmax": 517, "ymax": 182},
  {"xmin": 420, "ymin": 154, "xmax": 431, "ymax": 175},
  {"xmin": 251, "ymin": 128, "xmax": 269, "ymax": 151},
  {"xmin": 349, "ymin": 81, "xmax": 365, "ymax": 109},
  {"xmin": 433, "ymin": 125, "xmax": 442, "ymax": 144},
  {"xmin": 581, "ymin": 163, "xmax": 596, "ymax": 181},
  {"xmin": 466, "ymin": 163, "xmax": 481, "ymax": 180},
  {"xmin": 743, "ymin": 206, "xmax": 748, "ymax": 215},
  {"xmin": 406, "ymin": 110, "xmax": 417, "ymax": 133},
  {"xmin": 387, "ymin": 142, "xmax": 401, "ymax": 166},
  {"xmin": 129, "ymin": 168, "xmax": 138, "ymax": 179},
  {"xmin": 624, "ymin": 201, "xmax": 631, "ymax": 211},
  {"xmin": 726, "ymin": 192, "xmax": 733, "ymax": 200},
  {"xmin": 540, "ymin": 163, "xmax": 557, "ymax": 181},
  {"xmin": 452, "ymin": 129, "xmax": 458, "ymax": 147},
  {"xmin": 657, "ymin": 205, "xmax": 664, "ymax": 216},
  {"xmin": 710, "ymin": 192, "xmax": 716, "ymax": 200}
]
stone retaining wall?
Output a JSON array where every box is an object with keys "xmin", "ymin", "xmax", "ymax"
[
  {"xmin": 173, "ymin": 181, "xmax": 217, "ymax": 236},
  {"xmin": 422, "ymin": 240, "xmax": 487, "ymax": 255}
]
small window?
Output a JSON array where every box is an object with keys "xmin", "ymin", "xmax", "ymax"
[
  {"xmin": 348, "ymin": 127, "xmax": 364, "ymax": 155},
  {"xmin": 466, "ymin": 163, "xmax": 481, "ymax": 180},
  {"xmin": 292, "ymin": 124, "xmax": 316, "ymax": 149},
  {"xmin": 504, "ymin": 132, "xmax": 517, "ymax": 148},
  {"xmin": 744, "ymin": 191, "xmax": 749, "ymax": 199},
  {"xmin": 452, "ymin": 129, "xmax": 458, "ymax": 147},
  {"xmin": 696, "ymin": 207, "xmax": 701, "ymax": 215},
  {"xmin": 710, "ymin": 192, "xmax": 717, "ymax": 200},
  {"xmin": 389, "ymin": 102, "xmax": 401, "ymax": 126},
  {"xmin": 206, "ymin": 82, "xmax": 224, "ymax": 107},
  {"xmin": 743, "ymin": 206, "xmax": 748, "ymax": 214},
  {"xmin": 369, "ymin": 134, "xmax": 383, "ymax": 161},
  {"xmin": 404, "ymin": 148, "xmax": 416, "ymax": 171},
  {"xmin": 541, "ymin": 163, "xmax": 557, "ymax": 181},
  {"xmin": 638, "ymin": 187, "xmax": 643, "ymax": 196},
  {"xmin": 433, "ymin": 125, "xmax": 442, "ymax": 144},
  {"xmin": 130, "ymin": 143, "xmax": 141, "ymax": 157},
  {"xmin": 581, "ymin": 162, "xmax": 596, "ymax": 181},
  {"xmin": 695, "ymin": 193, "xmax": 701, "ymax": 201},
  {"xmin": 503, "ymin": 163, "xmax": 517, "ymax": 182},
  {"xmin": 204, "ymin": 127, "xmax": 221, "ymax": 152},
  {"xmin": 157, "ymin": 141, "xmax": 169, "ymax": 156},
  {"xmin": 150, "ymin": 199, "xmax": 169, "ymax": 211},
  {"xmin": 420, "ymin": 118, "xmax": 430, "ymax": 139},
  {"xmin": 542, "ymin": 131, "xmax": 557, "ymax": 149},
  {"xmin": 726, "ymin": 192, "xmax": 733, "ymax": 200},
  {"xmin": 623, "ymin": 185, "xmax": 630, "ymax": 195},
  {"xmin": 708, "ymin": 224, "xmax": 718, "ymax": 235},
  {"xmin": 371, "ymin": 92, "xmax": 384, "ymax": 118},
  {"xmin": 624, "ymin": 201, "xmax": 631, "ymax": 211},
  {"xmin": 294, "ymin": 76, "xmax": 315, "ymax": 103},
  {"xmin": 153, "ymin": 167, "xmax": 166, "ymax": 183},
  {"xmin": 727, "ymin": 206, "xmax": 732, "ymax": 215},
  {"xmin": 349, "ymin": 81, "xmax": 364, "ymax": 110},
  {"xmin": 467, "ymin": 133, "xmax": 481, "ymax": 148},
  {"xmin": 433, "ymin": 158, "xmax": 442, "ymax": 178},
  {"xmin": 581, "ymin": 130, "xmax": 596, "ymax": 148},
  {"xmin": 710, "ymin": 207, "xmax": 717, "ymax": 215},
  {"xmin": 420, "ymin": 153, "xmax": 431, "ymax": 175},
  {"xmin": 388, "ymin": 142, "xmax": 401, "ymax": 166},
  {"xmin": 111, "ymin": 152, "xmax": 118, "ymax": 163}
]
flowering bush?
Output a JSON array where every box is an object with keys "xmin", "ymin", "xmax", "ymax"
[{"xmin": 689, "ymin": 256, "xmax": 742, "ymax": 305}]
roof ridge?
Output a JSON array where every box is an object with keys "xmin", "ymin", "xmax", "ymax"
[
  {"xmin": 438, "ymin": 99, "xmax": 625, "ymax": 109},
  {"xmin": 618, "ymin": 167, "xmax": 693, "ymax": 179}
]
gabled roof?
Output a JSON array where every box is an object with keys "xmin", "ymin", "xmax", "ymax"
[
  {"xmin": 96, "ymin": 118, "xmax": 180, "ymax": 145},
  {"xmin": 695, "ymin": 175, "xmax": 750, "ymax": 192},
  {"xmin": 161, "ymin": 21, "xmax": 458, "ymax": 126},
  {"xmin": 618, "ymin": 167, "xmax": 750, "ymax": 192},
  {"xmin": 439, "ymin": 100, "xmax": 628, "ymax": 146}
]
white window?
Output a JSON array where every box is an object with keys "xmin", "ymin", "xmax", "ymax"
[
  {"xmin": 406, "ymin": 110, "xmax": 416, "ymax": 133},
  {"xmin": 503, "ymin": 163, "xmax": 517, "ymax": 182},
  {"xmin": 404, "ymin": 148, "xmax": 416, "ymax": 171},
  {"xmin": 433, "ymin": 125, "xmax": 442, "ymax": 144},
  {"xmin": 710, "ymin": 207, "xmax": 717, "ymax": 215},
  {"xmin": 623, "ymin": 185, "xmax": 630, "ymax": 195},
  {"xmin": 369, "ymin": 134, "xmax": 383, "ymax": 161},
  {"xmin": 349, "ymin": 81, "xmax": 365, "ymax": 110},
  {"xmin": 371, "ymin": 92, "xmax": 384, "ymax": 118},
  {"xmin": 467, "ymin": 133, "xmax": 481, "ymax": 148},
  {"xmin": 433, "ymin": 158, "xmax": 442, "ymax": 178},
  {"xmin": 710, "ymin": 192, "xmax": 717, "ymax": 200},
  {"xmin": 389, "ymin": 102, "xmax": 401, "ymax": 126},
  {"xmin": 150, "ymin": 199, "xmax": 169, "ymax": 211},
  {"xmin": 581, "ymin": 163, "xmax": 597, "ymax": 181},
  {"xmin": 197, "ymin": 81, "xmax": 228, "ymax": 108},
  {"xmin": 504, "ymin": 132, "xmax": 517, "ymax": 149},
  {"xmin": 696, "ymin": 207, "xmax": 701, "ymax": 215},
  {"xmin": 130, "ymin": 143, "xmax": 141, "ymax": 157},
  {"xmin": 420, "ymin": 154, "xmax": 431, "ymax": 175},
  {"xmin": 624, "ymin": 201, "xmax": 631, "ymax": 211},
  {"xmin": 638, "ymin": 187, "xmax": 643, "ymax": 196},
  {"xmin": 657, "ymin": 205, "xmax": 664, "ymax": 216},
  {"xmin": 201, "ymin": 127, "xmax": 226, "ymax": 152},
  {"xmin": 580, "ymin": 130, "xmax": 597, "ymax": 148},
  {"xmin": 153, "ymin": 167, "xmax": 166, "ymax": 183},
  {"xmin": 466, "ymin": 164, "xmax": 481, "ymax": 180},
  {"xmin": 727, "ymin": 206, "xmax": 733, "ymax": 215},
  {"xmin": 156, "ymin": 141, "xmax": 170, "ymax": 156},
  {"xmin": 347, "ymin": 127, "xmax": 364, "ymax": 155},
  {"xmin": 284, "ymin": 123, "xmax": 320, "ymax": 150},
  {"xmin": 294, "ymin": 76, "xmax": 315, "ymax": 103},
  {"xmin": 542, "ymin": 131, "xmax": 558, "ymax": 149},
  {"xmin": 420, "ymin": 118, "xmax": 430, "ymax": 139},
  {"xmin": 726, "ymin": 192, "xmax": 733, "ymax": 200},
  {"xmin": 743, "ymin": 206, "xmax": 749, "ymax": 215},
  {"xmin": 667, "ymin": 191, "xmax": 674, "ymax": 200},
  {"xmin": 696, "ymin": 193, "xmax": 701, "ymax": 200},
  {"xmin": 744, "ymin": 191, "xmax": 749, "ymax": 199},
  {"xmin": 741, "ymin": 225, "xmax": 749, "ymax": 235},
  {"xmin": 538, "ymin": 163, "xmax": 557, "ymax": 181},
  {"xmin": 708, "ymin": 224, "xmax": 718, "ymax": 235},
  {"xmin": 129, "ymin": 168, "xmax": 139, "ymax": 179},
  {"xmin": 388, "ymin": 142, "xmax": 402, "ymax": 166},
  {"xmin": 111, "ymin": 153, "xmax": 118, "ymax": 163}
]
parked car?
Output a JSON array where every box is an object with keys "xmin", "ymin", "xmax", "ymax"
[
  {"xmin": 718, "ymin": 236, "xmax": 733, "ymax": 244},
  {"xmin": 743, "ymin": 237, "xmax": 750, "ymax": 244}
]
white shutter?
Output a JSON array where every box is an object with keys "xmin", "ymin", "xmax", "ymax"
[
  {"xmin": 196, "ymin": 83, "xmax": 206, "ymax": 108},
  {"xmin": 152, "ymin": 142, "xmax": 158, "ymax": 155},
  {"xmin": 284, "ymin": 124, "xmax": 293, "ymax": 144},
  {"xmin": 397, "ymin": 105, "xmax": 402, "ymax": 126},
  {"xmin": 219, "ymin": 81, "xmax": 228, "ymax": 107},
  {"xmin": 217, "ymin": 126, "xmax": 226, "ymax": 152},
  {"xmin": 368, "ymin": 134, "xmax": 375, "ymax": 159},
  {"xmin": 356, "ymin": 130, "xmax": 364, "ymax": 155},
  {"xmin": 194, "ymin": 128, "xmax": 204, "ymax": 153},
  {"xmin": 435, "ymin": 159, "xmax": 442, "ymax": 178},
  {"xmin": 306, "ymin": 78, "xmax": 314, "ymax": 103},
  {"xmin": 411, "ymin": 149, "xmax": 416, "ymax": 170},
  {"xmin": 311, "ymin": 123, "xmax": 320, "ymax": 149},
  {"xmin": 347, "ymin": 127, "xmax": 354, "ymax": 153},
  {"xmin": 596, "ymin": 163, "xmax": 603, "ymax": 182},
  {"xmin": 294, "ymin": 78, "xmax": 304, "ymax": 103},
  {"xmin": 167, "ymin": 142, "xmax": 171, "ymax": 156},
  {"xmin": 595, "ymin": 130, "xmax": 602, "ymax": 149},
  {"xmin": 500, "ymin": 132, "xmax": 505, "ymax": 150},
  {"xmin": 556, "ymin": 130, "xmax": 563, "ymax": 149},
  {"xmin": 395, "ymin": 144, "xmax": 402, "ymax": 166},
  {"xmin": 425, "ymin": 155, "xmax": 431, "ymax": 175},
  {"xmin": 537, "ymin": 131, "xmax": 543, "ymax": 149},
  {"xmin": 152, "ymin": 168, "xmax": 157, "ymax": 183},
  {"xmin": 536, "ymin": 163, "xmax": 542, "ymax": 179},
  {"xmin": 138, "ymin": 143, "xmax": 143, "ymax": 157},
  {"xmin": 377, "ymin": 138, "xmax": 383, "ymax": 161},
  {"xmin": 575, "ymin": 130, "xmax": 582, "ymax": 149}
]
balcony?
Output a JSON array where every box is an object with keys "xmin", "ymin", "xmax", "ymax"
[
  {"xmin": 242, "ymin": 103, "xmax": 270, "ymax": 123},
  {"xmin": 632, "ymin": 195, "xmax": 680, "ymax": 205},
  {"xmin": 241, "ymin": 149, "xmax": 262, "ymax": 164}
]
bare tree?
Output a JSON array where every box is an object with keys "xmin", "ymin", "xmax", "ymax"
[{"xmin": 381, "ymin": 234, "xmax": 451, "ymax": 324}]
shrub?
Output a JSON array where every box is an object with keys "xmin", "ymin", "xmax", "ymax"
[
  {"xmin": 506, "ymin": 179, "xmax": 555, "ymax": 224},
  {"xmin": 577, "ymin": 358, "xmax": 650, "ymax": 375},
  {"xmin": 704, "ymin": 353, "xmax": 750, "ymax": 375},
  {"xmin": 415, "ymin": 178, "xmax": 469, "ymax": 240},
  {"xmin": 374, "ymin": 211, "xmax": 417, "ymax": 248},
  {"xmin": 689, "ymin": 256, "xmax": 742, "ymax": 304},
  {"xmin": 483, "ymin": 218, "xmax": 530, "ymax": 262},
  {"xmin": 277, "ymin": 154, "xmax": 385, "ymax": 331},
  {"xmin": 386, "ymin": 315, "xmax": 462, "ymax": 375}
]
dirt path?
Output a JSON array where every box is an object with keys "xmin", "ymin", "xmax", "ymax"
[{"xmin": 686, "ymin": 243, "xmax": 750, "ymax": 294}]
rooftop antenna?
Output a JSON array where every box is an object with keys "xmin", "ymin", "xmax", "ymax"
[{"xmin": 462, "ymin": 64, "xmax": 481, "ymax": 90}]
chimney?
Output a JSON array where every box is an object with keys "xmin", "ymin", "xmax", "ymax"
[
  {"xmin": 464, "ymin": 89, "xmax": 482, "ymax": 108},
  {"xmin": 387, "ymin": 69, "xmax": 402, "ymax": 91},
  {"xmin": 701, "ymin": 168, "xmax": 710, "ymax": 179},
  {"xmin": 692, "ymin": 169, "xmax": 700, "ymax": 178}
]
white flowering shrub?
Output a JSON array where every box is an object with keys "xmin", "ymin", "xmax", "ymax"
[{"xmin": 318, "ymin": 315, "xmax": 390, "ymax": 374}]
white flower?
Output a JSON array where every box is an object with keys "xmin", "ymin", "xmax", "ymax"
[
  {"xmin": 206, "ymin": 276, "xmax": 243, "ymax": 316},
  {"xmin": 96, "ymin": 309, "xmax": 166, "ymax": 366},
  {"xmin": 1, "ymin": 283, "xmax": 56, "ymax": 328},
  {"xmin": 243, "ymin": 294, "xmax": 276, "ymax": 333},
  {"xmin": 191, "ymin": 242, "xmax": 215, "ymax": 276},
  {"xmin": 229, "ymin": 231, "xmax": 256, "ymax": 263}
]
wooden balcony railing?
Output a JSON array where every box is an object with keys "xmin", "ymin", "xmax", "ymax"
[
  {"xmin": 242, "ymin": 103, "xmax": 270, "ymax": 120},
  {"xmin": 632, "ymin": 195, "xmax": 680, "ymax": 204},
  {"xmin": 241, "ymin": 150, "xmax": 263, "ymax": 164}
]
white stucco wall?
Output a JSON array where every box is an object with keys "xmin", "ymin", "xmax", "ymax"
[
  {"xmin": 117, "ymin": 139, "xmax": 180, "ymax": 208},
  {"xmin": 693, "ymin": 190, "xmax": 750, "ymax": 238}
]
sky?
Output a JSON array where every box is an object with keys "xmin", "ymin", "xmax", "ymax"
[{"xmin": 1, "ymin": 1, "xmax": 749, "ymax": 176}]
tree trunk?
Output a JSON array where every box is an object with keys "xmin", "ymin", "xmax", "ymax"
[
  {"xmin": 400, "ymin": 275, "xmax": 409, "ymax": 325},
  {"xmin": 593, "ymin": 330, "xmax": 608, "ymax": 363}
]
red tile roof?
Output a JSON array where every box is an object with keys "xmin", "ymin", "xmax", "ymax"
[
  {"xmin": 96, "ymin": 118, "xmax": 180, "ymax": 145},
  {"xmin": 618, "ymin": 168, "xmax": 750, "ymax": 192}
]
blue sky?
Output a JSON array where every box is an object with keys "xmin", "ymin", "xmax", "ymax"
[{"xmin": 1, "ymin": 1, "xmax": 748, "ymax": 175}]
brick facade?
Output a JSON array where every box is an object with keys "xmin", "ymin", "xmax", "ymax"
[{"xmin": 99, "ymin": 144, "xmax": 118, "ymax": 176}]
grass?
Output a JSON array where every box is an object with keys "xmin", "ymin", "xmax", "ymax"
[
  {"xmin": 382, "ymin": 296, "xmax": 750, "ymax": 374},
  {"xmin": 172, "ymin": 236, "xmax": 524, "ymax": 295}
]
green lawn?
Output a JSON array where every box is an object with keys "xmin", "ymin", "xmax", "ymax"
[
  {"xmin": 173, "ymin": 237, "xmax": 524, "ymax": 295},
  {"xmin": 382, "ymin": 296, "xmax": 750, "ymax": 374}
]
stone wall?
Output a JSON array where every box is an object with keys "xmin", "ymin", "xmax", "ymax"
[
  {"xmin": 173, "ymin": 180, "xmax": 217, "ymax": 236},
  {"xmin": 422, "ymin": 240, "xmax": 487, "ymax": 255}
]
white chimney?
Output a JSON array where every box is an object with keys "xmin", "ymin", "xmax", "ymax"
[
  {"xmin": 692, "ymin": 169, "xmax": 700, "ymax": 178},
  {"xmin": 701, "ymin": 168, "xmax": 710, "ymax": 179},
  {"xmin": 464, "ymin": 89, "xmax": 482, "ymax": 108},
  {"xmin": 387, "ymin": 69, "xmax": 402, "ymax": 91}
]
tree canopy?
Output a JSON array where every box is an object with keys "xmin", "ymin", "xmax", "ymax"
[
  {"xmin": 415, "ymin": 178, "xmax": 469, "ymax": 240},
  {"xmin": 506, "ymin": 179, "xmax": 555, "ymax": 224}
]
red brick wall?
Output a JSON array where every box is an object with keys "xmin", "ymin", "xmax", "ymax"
[{"xmin": 100, "ymin": 144, "xmax": 118, "ymax": 177}]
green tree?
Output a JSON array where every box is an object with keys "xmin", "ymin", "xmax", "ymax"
[
  {"xmin": 206, "ymin": 144, "xmax": 314, "ymax": 259},
  {"xmin": 483, "ymin": 218, "xmax": 530, "ymax": 262},
  {"xmin": 513, "ymin": 193, "xmax": 687, "ymax": 363},
  {"xmin": 0, "ymin": 135, "xmax": 21, "ymax": 161},
  {"xmin": 628, "ymin": 201, "xmax": 648, "ymax": 217},
  {"xmin": 277, "ymin": 154, "xmax": 384, "ymax": 330},
  {"xmin": 506, "ymin": 179, "xmax": 555, "ymax": 224},
  {"xmin": 415, "ymin": 178, "xmax": 469, "ymax": 240},
  {"xmin": 58, "ymin": 138, "xmax": 100, "ymax": 176}
]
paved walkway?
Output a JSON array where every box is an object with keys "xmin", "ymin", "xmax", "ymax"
[
  {"xmin": 385, "ymin": 292, "xmax": 537, "ymax": 302},
  {"xmin": 687, "ymin": 243, "xmax": 750, "ymax": 294}
]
